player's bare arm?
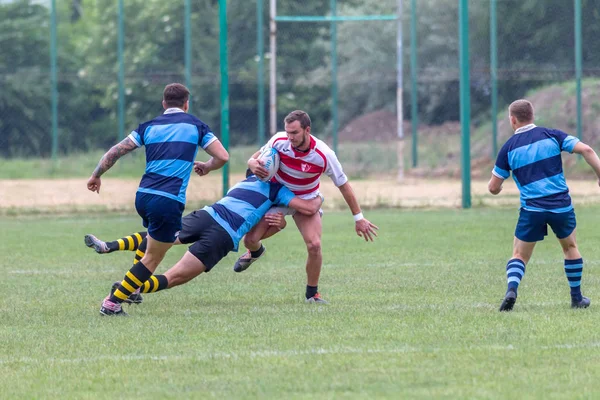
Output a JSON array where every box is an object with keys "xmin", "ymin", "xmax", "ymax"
[
  {"xmin": 572, "ymin": 142, "xmax": 600, "ymax": 186},
  {"xmin": 87, "ymin": 137, "xmax": 137, "ymax": 193},
  {"xmin": 337, "ymin": 182, "xmax": 378, "ymax": 242},
  {"xmin": 194, "ymin": 140, "xmax": 229, "ymax": 176},
  {"xmin": 488, "ymin": 175, "xmax": 504, "ymax": 195},
  {"xmin": 289, "ymin": 194, "xmax": 324, "ymax": 216},
  {"xmin": 248, "ymin": 150, "xmax": 269, "ymax": 179}
]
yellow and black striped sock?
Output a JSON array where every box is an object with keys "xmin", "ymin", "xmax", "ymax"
[
  {"xmin": 109, "ymin": 261, "xmax": 153, "ymax": 304},
  {"xmin": 106, "ymin": 232, "xmax": 147, "ymax": 253},
  {"xmin": 132, "ymin": 237, "xmax": 148, "ymax": 265},
  {"xmin": 140, "ymin": 275, "xmax": 169, "ymax": 293}
]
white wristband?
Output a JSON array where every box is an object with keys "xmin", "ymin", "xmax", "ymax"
[{"xmin": 353, "ymin": 212, "xmax": 364, "ymax": 222}]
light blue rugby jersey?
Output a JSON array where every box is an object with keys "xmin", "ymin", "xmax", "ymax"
[
  {"xmin": 203, "ymin": 176, "xmax": 295, "ymax": 251},
  {"xmin": 128, "ymin": 108, "xmax": 217, "ymax": 204},
  {"xmin": 493, "ymin": 124, "xmax": 579, "ymax": 213}
]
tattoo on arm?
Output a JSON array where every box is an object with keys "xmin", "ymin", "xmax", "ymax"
[{"xmin": 92, "ymin": 137, "xmax": 137, "ymax": 177}]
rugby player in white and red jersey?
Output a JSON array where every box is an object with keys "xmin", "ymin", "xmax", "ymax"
[{"xmin": 234, "ymin": 110, "xmax": 379, "ymax": 303}]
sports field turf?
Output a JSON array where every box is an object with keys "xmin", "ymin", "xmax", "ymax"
[{"xmin": 2, "ymin": 208, "xmax": 600, "ymax": 398}]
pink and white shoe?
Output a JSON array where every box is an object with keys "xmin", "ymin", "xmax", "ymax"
[{"xmin": 99, "ymin": 296, "xmax": 128, "ymax": 316}]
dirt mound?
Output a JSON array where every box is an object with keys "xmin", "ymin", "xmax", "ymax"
[
  {"xmin": 337, "ymin": 81, "xmax": 600, "ymax": 179},
  {"xmin": 338, "ymin": 110, "xmax": 461, "ymax": 143}
]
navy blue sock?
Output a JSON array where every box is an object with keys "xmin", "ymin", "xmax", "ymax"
[
  {"xmin": 565, "ymin": 258, "xmax": 583, "ymax": 301},
  {"xmin": 506, "ymin": 258, "xmax": 526, "ymax": 294}
]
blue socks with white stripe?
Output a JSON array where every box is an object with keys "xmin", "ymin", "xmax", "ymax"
[
  {"xmin": 505, "ymin": 258, "xmax": 526, "ymax": 295},
  {"xmin": 565, "ymin": 258, "xmax": 583, "ymax": 302}
]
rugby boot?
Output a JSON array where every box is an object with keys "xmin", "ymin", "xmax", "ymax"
[
  {"xmin": 571, "ymin": 295, "xmax": 590, "ymax": 309},
  {"xmin": 84, "ymin": 234, "xmax": 109, "ymax": 254},
  {"xmin": 499, "ymin": 290, "xmax": 517, "ymax": 312},
  {"xmin": 99, "ymin": 296, "xmax": 128, "ymax": 316},
  {"xmin": 233, "ymin": 247, "xmax": 266, "ymax": 273},
  {"xmin": 305, "ymin": 292, "xmax": 329, "ymax": 304}
]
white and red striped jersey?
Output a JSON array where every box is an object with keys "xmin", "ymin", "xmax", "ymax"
[{"xmin": 261, "ymin": 132, "xmax": 348, "ymax": 196}]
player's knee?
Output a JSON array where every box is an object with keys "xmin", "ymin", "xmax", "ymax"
[
  {"xmin": 306, "ymin": 240, "xmax": 321, "ymax": 255},
  {"xmin": 561, "ymin": 241, "xmax": 579, "ymax": 256}
]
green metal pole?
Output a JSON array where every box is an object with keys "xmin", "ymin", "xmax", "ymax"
[
  {"xmin": 396, "ymin": 0, "xmax": 404, "ymax": 181},
  {"xmin": 185, "ymin": 0, "xmax": 192, "ymax": 108},
  {"xmin": 575, "ymin": 0, "xmax": 582, "ymax": 141},
  {"xmin": 117, "ymin": 0, "xmax": 125, "ymax": 141},
  {"xmin": 331, "ymin": 0, "xmax": 338, "ymax": 154},
  {"xmin": 490, "ymin": 0, "xmax": 498, "ymax": 158},
  {"xmin": 459, "ymin": 0, "xmax": 471, "ymax": 209},
  {"xmin": 219, "ymin": 0, "xmax": 230, "ymax": 196},
  {"xmin": 50, "ymin": 0, "xmax": 58, "ymax": 160},
  {"xmin": 257, "ymin": 0, "xmax": 265, "ymax": 145},
  {"xmin": 410, "ymin": 0, "xmax": 418, "ymax": 167}
]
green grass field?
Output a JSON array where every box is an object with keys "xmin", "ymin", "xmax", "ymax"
[{"xmin": 3, "ymin": 208, "xmax": 600, "ymax": 398}]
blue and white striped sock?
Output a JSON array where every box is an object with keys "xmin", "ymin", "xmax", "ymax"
[
  {"xmin": 564, "ymin": 258, "xmax": 583, "ymax": 301},
  {"xmin": 506, "ymin": 258, "xmax": 526, "ymax": 294}
]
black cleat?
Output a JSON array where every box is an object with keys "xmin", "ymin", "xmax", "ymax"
[
  {"xmin": 111, "ymin": 281, "xmax": 143, "ymax": 304},
  {"xmin": 499, "ymin": 290, "xmax": 517, "ymax": 312},
  {"xmin": 571, "ymin": 296, "xmax": 590, "ymax": 309},
  {"xmin": 84, "ymin": 234, "xmax": 109, "ymax": 254}
]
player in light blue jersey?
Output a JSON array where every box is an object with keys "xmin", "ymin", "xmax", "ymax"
[
  {"xmin": 87, "ymin": 83, "xmax": 229, "ymax": 316},
  {"xmin": 84, "ymin": 174, "xmax": 324, "ymax": 312},
  {"xmin": 488, "ymin": 99, "xmax": 600, "ymax": 311}
]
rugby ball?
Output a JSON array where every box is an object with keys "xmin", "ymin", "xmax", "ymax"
[{"xmin": 257, "ymin": 147, "xmax": 280, "ymax": 182}]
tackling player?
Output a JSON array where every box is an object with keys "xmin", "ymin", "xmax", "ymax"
[
  {"xmin": 86, "ymin": 174, "xmax": 324, "ymax": 314},
  {"xmin": 236, "ymin": 110, "xmax": 379, "ymax": 303}
]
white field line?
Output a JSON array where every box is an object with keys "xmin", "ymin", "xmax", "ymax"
[
  {"xmin": 6, "ymin": 259, "xmax": 600, "ymax": 275},
  {"xmin": 2, "ymin": 343, "xmax": 600, "ymax": 366},
  {"xmin": 7, "ymin": 269, "xmax": 124, "ymax": 275}
]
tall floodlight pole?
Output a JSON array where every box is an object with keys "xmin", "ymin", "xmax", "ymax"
[
  {"xmin": 257, "ymin": 0, "xmax": 265, "ymax": 144},
  {"xmin": 410, "ymin": 0, "xmax": 418, "ymax": 168},
  {"xmin": 117, "ymin": 0, "xmax": 125, "ymax": 141},
  {"xmin": 219, "ymin": 0, "xmax": 230, "ymax": 195},
  {"xmin": 575, "ymin": 0, "xmax": 582, "ymax": 141},
  {"xmin": 185, "ymin": 0, "xmax": 192, "ymax": 108},
  {"xmin": 269, "ymin": 0, "xmax": 277, "ymax": 136},
  {"xmin": 331, "ymin": 0, "xmax": 339, "ymax": 154},
  {"xmin": 50, "ymin": 0, "xmax": 58, "ymax": 160},
  {"xmin": 459, "ymin": 0, "xmax": 471, "ymax": 209},
  {"xmin": 396, "ymin": 0, "xmax": 404, "ymax": 182},
  {"xmin": 490, "ymin": 0, "xmax": 498, "ymax": 158}
]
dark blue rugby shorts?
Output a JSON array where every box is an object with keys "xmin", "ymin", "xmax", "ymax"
[
  {"xmin": 135, "ymin": 192, "xmax": 185, "ymax": 243},
  {"xmin": 515, "ymin": 208, "xmax": 576, "ymax": 242}
]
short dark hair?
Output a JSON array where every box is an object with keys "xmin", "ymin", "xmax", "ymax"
[
  {"xmin": 509, "ymin": 99, "xmax": 534, "ymax": 123},
  {"xmin": 284, "ymin": 110, "xmax": 311, "ymax": 129},
  {"xmin": 163, "ymin": 83, "xmax": 190, "ymax": 108}
]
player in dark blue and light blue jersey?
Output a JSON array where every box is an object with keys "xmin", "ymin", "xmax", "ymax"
[
  {"xmin": 488, "ymin": 99, "xmax": 600, "ymax": 311},
  {"xmin": 84, "ymin": 174, "xmax": 324, "ymax": 309},
  {"xmin": 87, "ymin": 83, "xmax": 229, "ymax": 316}
]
